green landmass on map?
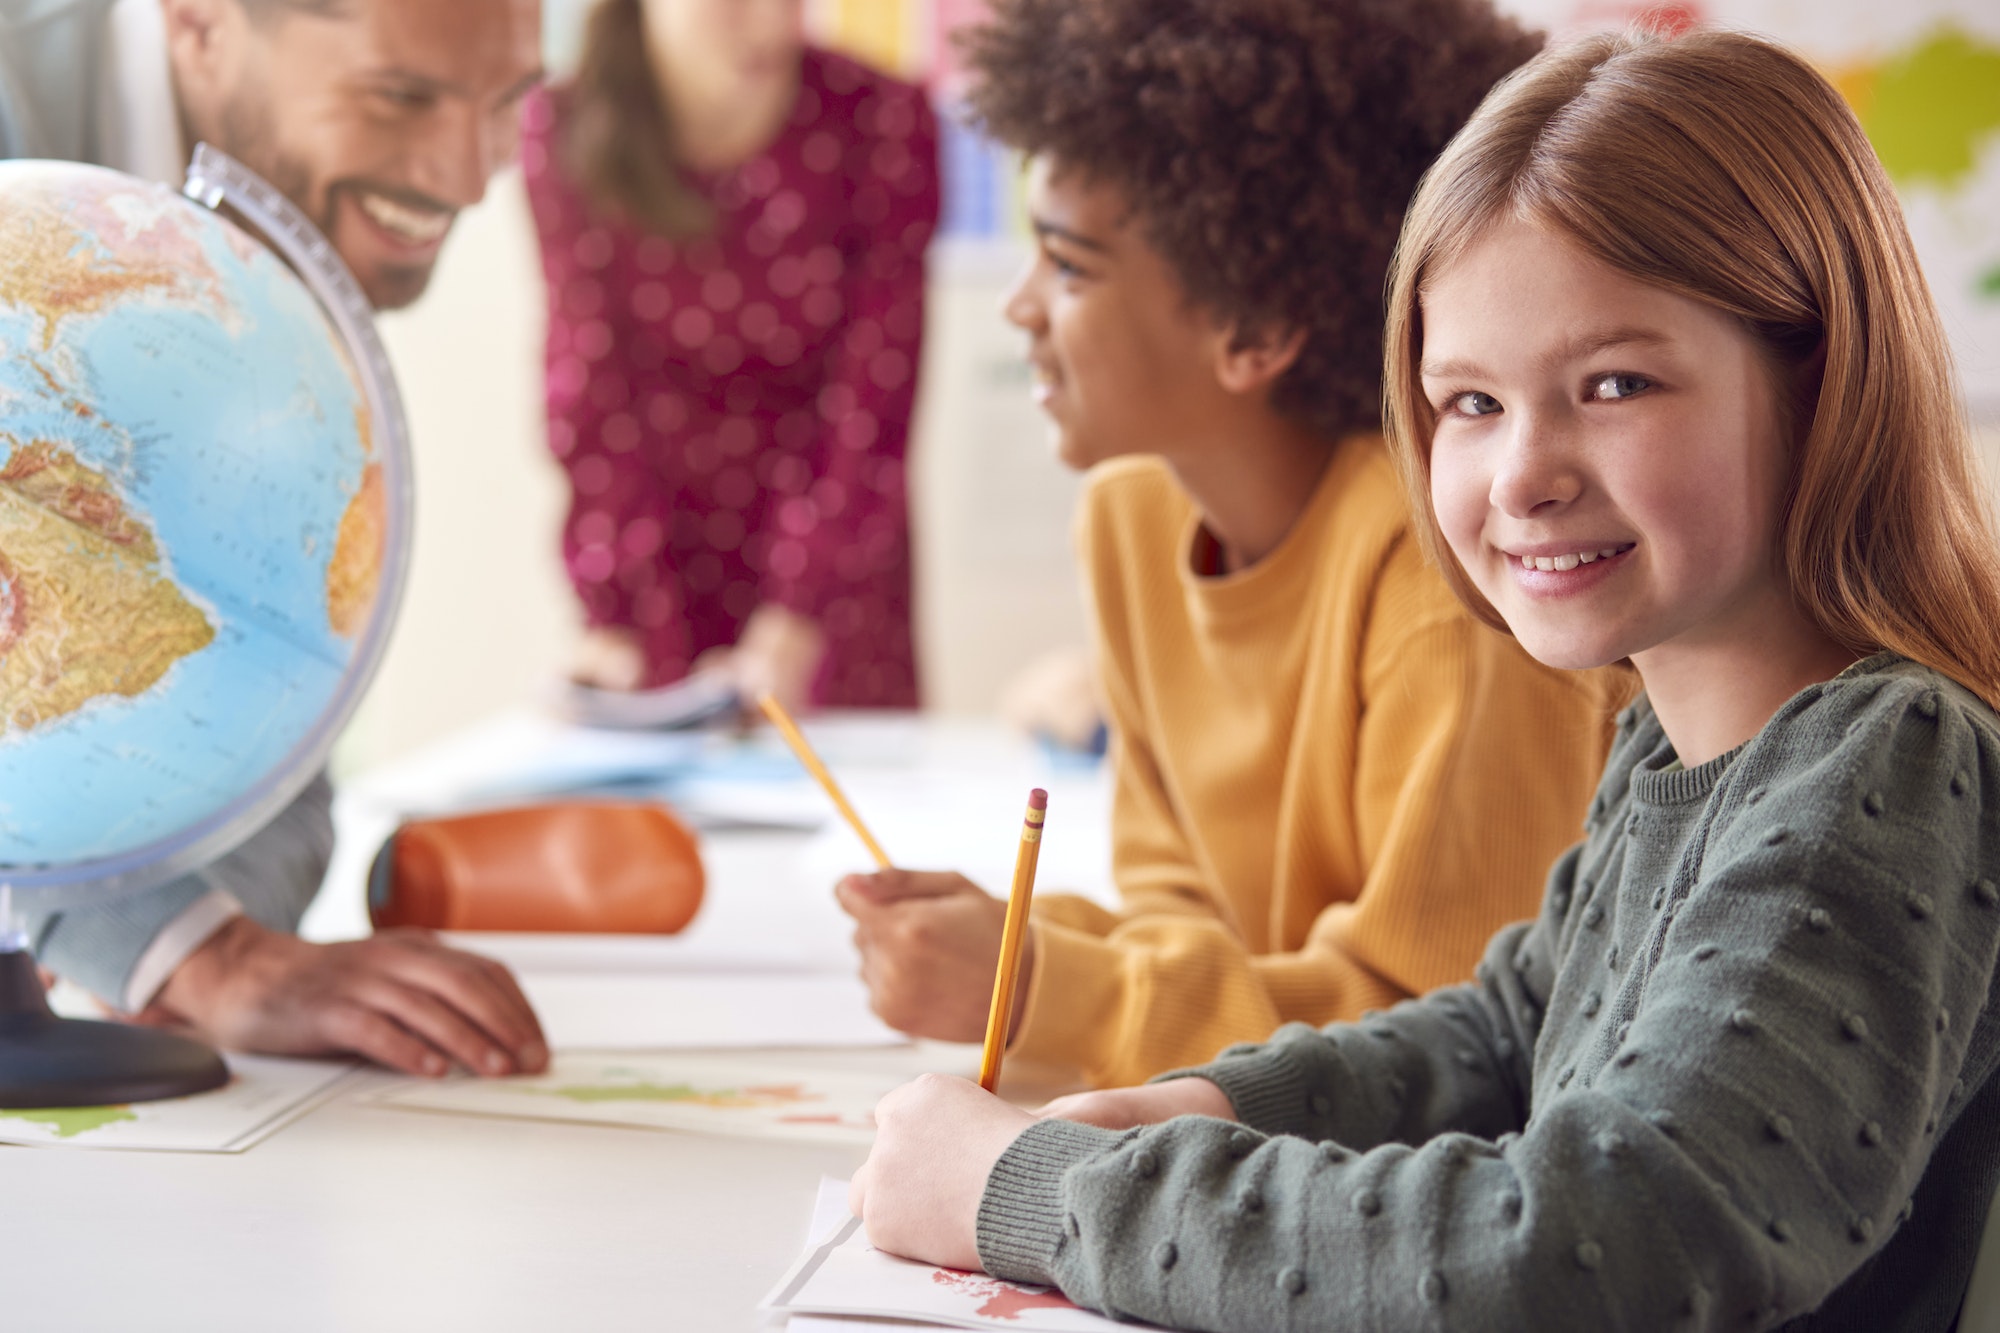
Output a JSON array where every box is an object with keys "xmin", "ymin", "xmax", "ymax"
[
  {"xmin": 535, "ymin": 1081, "xmax": 811, "ymax": 1109},
  {"xmin": 0, "ymin": 1105, "xmax": 138, "ymax": 1138},
  {"xmin": 1842, "ymin": 26, "xmax": 2000, "ymax": 191}
]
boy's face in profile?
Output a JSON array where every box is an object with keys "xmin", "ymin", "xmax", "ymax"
[{"xmin": 1003, "ymin": 157, "xmax": 1228, "ymax": 470}]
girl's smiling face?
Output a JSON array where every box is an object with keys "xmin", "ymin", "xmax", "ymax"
[{"xmin": 1421, "ymin": 218, "xmax": 1801, "ymax": 681}]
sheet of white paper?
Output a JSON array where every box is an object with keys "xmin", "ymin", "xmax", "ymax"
[
  {"xmin": 809, "ymin": 1175, "xmax": 855, "ymax": 1245},
  {"xmin": 563, "ymin": 673, "xmax": 737, "ymax": 731},
  {"xmin": 365, "ymin": 1053, "xmax": 901, "ymax": 1145},
  {"xmin": 779, "ymin": 1178, "xmax": 934, "ymax": 1331},
  {"xmin": 513, "ymin": 971, "xmax": 907, "ymax": 1051},
  {"xmin": 783, "ymin": 1300, "xmax": 966, "ymax": 1326},
  {"xmin": 0, "ymin": 1052, "xmax": 356, "ymax": 1153},
  {"xmin": 764, "ymin": 1182, "xmax": 1146, "ymax": 1332}
]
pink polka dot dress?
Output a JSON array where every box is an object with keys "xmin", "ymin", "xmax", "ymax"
[{"xmin": 522, "ymin": 50, "xmax": 939, "ymax": 707}]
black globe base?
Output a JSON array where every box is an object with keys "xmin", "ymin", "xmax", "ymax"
[{"xmin": 0, "ymin": 948, "xmax": 228, "ymax": 1108}]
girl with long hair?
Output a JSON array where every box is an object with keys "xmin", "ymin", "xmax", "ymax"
[
  {"xmin": 523, "ymin": 0, "xmax": 938, "ymax": 711},
  {"xmin": 843, "ymin": 29, "xmax": 2000, "ymax": 1331}
]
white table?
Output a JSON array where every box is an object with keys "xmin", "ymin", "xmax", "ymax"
[{"xmin": 5, "ymin": 713, "xmax": 1109, "ymax": 1332}]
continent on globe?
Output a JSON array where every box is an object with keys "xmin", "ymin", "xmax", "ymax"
[
  {"xmin": 0, "ymin": 175, "xmax": 229, "ymax": 347},
  {"xmin": 327, "ymin": 461, "xmax": 385, "ymax": 639},
  {"xmin": 0, "ymin": 437, "xmax": 215, "ymax": 736}
]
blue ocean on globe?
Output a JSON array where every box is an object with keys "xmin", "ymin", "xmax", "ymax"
[{"xmin": 0, "ymin": 163, "xmax": 379, "ymax": 878}]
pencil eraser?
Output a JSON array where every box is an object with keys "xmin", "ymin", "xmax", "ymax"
[{"xmin": 1028, "ymin": 788, "xmax": 1048, "ymax": 811}]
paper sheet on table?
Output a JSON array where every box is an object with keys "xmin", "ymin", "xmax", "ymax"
[
  {"xmin": 0, "ymin": 1052, "xmax": 356, "ymax": 1153},
  {"xmin": 515, "ymin": 971, "xmax": 907, "ymax": 1051},
  {"xmin": 784, "ymin": 1178, "xmax": 933, "ymax": 1331},
  {"xmin": 365, "ymin": 1053, "xmax": 901, "ymax": 1145},
  {"xmin": 764, "ymin": 1178, "xmax": 1147, "ymax": 1331},
  {"xmin": 562, "ymin": 673, "xmax": 737, "ymax": 731}
]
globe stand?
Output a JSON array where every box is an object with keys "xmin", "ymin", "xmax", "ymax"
[{"xmin": 0, "ymin": 949, "xmax": 228, "ymax": 1108}]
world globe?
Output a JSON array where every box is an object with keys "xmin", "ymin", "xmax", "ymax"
[
  {"xmin": 0, "ymin": 155, "xmax": 409, "ymax": 905},
  {"xmin": 0, "ymin": 152, "xmax": 410, "ymax": 1105}
]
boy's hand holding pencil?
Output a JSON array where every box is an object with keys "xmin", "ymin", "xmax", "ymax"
[
  {"xmin": 850, "ymin": 789, "xmax": 1051, "ymax": 1268},
  {"xmin": 835, "ymin": 869, "xmax": 1037, "ymax": 1043},
  {"xmin": 760, "ymin": 690, "xmax": 1042, "ymax": 1046}
]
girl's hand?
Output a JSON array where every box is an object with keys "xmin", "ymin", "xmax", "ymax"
[
  {"xmin": 1035, "ymin": 1077, "xmax": 1237, "ymax": 1130},
  {"xmin": 849, "ymin": 1074, "xmax": 1039, "ymax": 1271}
]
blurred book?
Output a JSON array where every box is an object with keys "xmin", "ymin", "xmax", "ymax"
[{"xmin": 563, "ymin": 673, "xmax": 738, "ymax": 731}]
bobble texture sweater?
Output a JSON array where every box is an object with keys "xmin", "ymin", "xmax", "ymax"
[{"xmin": 978, "ymin": 655, "xmax": 2000, "ymax": 1332}]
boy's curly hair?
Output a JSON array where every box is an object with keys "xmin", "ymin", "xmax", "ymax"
[{"xmin": 963, "ymin": 0, "xmax": 1541, "ymax": 438}]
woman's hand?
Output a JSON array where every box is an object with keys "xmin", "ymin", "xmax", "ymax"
[
  {"xmin": 849, "ymin": 1074, "xmax": 1039, "ymax": 1271},
  {"xmin": 1035, "ymin": 1077, "xmax": 1237, "ymax": 1130},
  {"xmin": 698, "ymin": 603, "xmax": 827, "ymax": 716},
  {"xmin": 570, "ymin": 626, "xmax": 647, "ymax": 691}
]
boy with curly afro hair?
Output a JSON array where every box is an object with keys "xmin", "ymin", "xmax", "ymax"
[{"xmin": 836, "ymin": 0, "xmax": 1617, "ymax": 1088}]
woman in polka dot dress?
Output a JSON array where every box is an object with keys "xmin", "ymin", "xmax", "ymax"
[{"xmin": 524, "ymin": 0, "xmax": 938, "ymax": 710}]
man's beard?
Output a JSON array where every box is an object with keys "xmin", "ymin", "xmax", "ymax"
[{"xmin": 213, "ymin": 94, "xmax": 436, "ymax": 311}]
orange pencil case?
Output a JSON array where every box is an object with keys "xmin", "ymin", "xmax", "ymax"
[{"xmin": 367, "ymin": 801, "xmax": 704, "ymax": 934}]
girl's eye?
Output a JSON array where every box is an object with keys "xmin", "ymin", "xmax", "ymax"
[
  {"xmin": 1447, "ymin": 391, "xmax": 1502, "ymax": 417},
  {"xmin": 1590, "ymin": 372, "xmax": 1652, "ymax": 401}
]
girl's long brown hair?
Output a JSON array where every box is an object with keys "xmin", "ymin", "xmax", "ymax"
[
  {"xmin": 561, "ymin": 0, "xmax": 711, "ymax": 237},
  {"xmin": 1384, "ymin": 29, "xmax": 2000, "ymax": 709}
]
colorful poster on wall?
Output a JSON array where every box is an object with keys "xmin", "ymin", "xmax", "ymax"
[{"xmin": 1499, "ymin": 0, "xmax": 2000, "ymax": 410}]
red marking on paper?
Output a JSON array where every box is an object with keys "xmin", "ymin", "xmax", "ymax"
[{"xmin": 931, "ymin": 1267, "xmax": 1080, "ymax": 1319}]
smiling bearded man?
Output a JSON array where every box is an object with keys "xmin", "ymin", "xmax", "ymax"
[{"xmin": 0, "ymin": 0, "xmax": 554, "ymax": 1079}]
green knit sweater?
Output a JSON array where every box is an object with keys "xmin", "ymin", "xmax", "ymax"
[{"xmin": 976, "ymin": 654, "xmax": 2000, "ymax": 1331}]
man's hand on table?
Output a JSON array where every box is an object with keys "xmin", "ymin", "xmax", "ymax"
[
  {"xmin": 134, "ymin": 917, "xmax": 548, "ymax": 1077},
  {"xmin": 836, "ymin": 869, "xmax": 1035, "ymax": 1043}
]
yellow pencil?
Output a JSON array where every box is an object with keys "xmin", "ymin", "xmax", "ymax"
[
  {"xmin": 755, "ymin": 691, "xmax": 893, "ymax": 870},
  {"xmin": 979, "ymin": 787, "xmax": 1047, "ymax": 1093}
]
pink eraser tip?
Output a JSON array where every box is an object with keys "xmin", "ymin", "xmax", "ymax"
[{"xmin": 1028, "ymin": 788, "xmax": 1048, "ymax": 811}]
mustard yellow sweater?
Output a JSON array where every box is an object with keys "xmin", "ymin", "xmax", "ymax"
[{"xmin": 1011, "ymin": 441, "xmax": 1616, "ymax": 1088}]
